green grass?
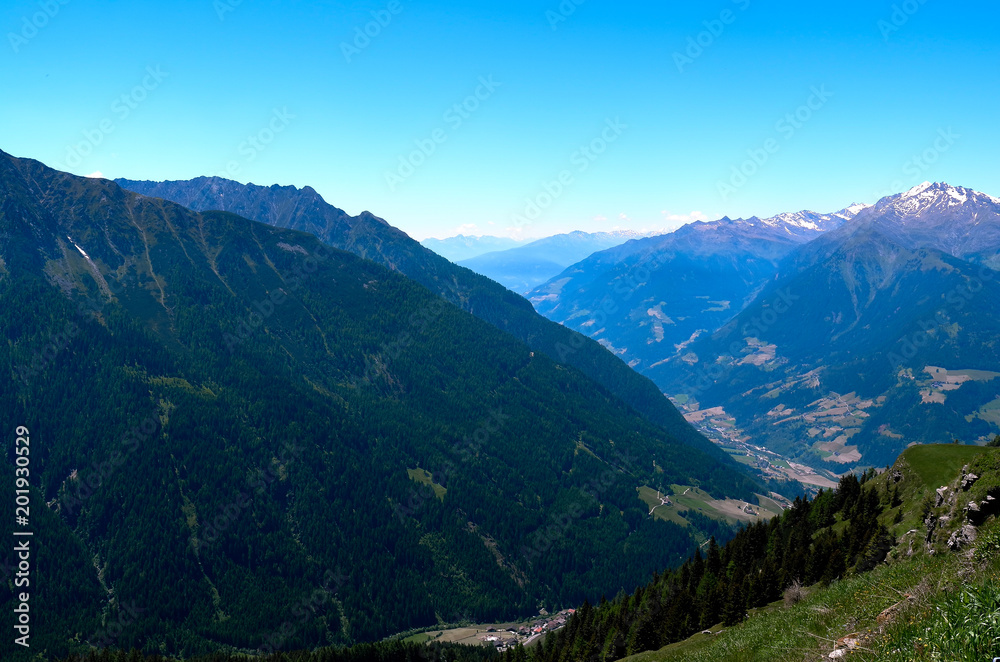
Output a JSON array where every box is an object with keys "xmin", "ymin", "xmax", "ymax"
[
  {"xmin": 407, "ymin": 467, "xmax": 447, "ymax": 500},
  {"xmin": 624, "ymin": 555, "xmax": 952, "ymax": 662},
  {"xmin": 965, "ymin": 448, "xmax": 1000, "ymax": 507},
  {"xmin": 970, "ymin": 396, "xmax": 1000, "ymax": 426},
  {"xmin": 898, "ymin": 444, "xmax": 992, "ymax": 489},
  {"xmin": 857, "ymin": 524, "xmax": 1000, "ymax": 661},
  {"xmin": 638, "ymin": 484, "xmax": 781, "ymax": 530},
  {"xmin": 755, "ymin": 494, "xmax": 785, "ymax": 513},
  {"xmin": 637, "ymin": 486, "xmax": 691, "ymax": 528},
  {"xmin": 621, "ymin": 447, "xmax": 1000, "ymax": 662},
  {"xmin": 402, "ymin": 632, "xmax": 432, "ymax": 644},
  {"xmin": 947, "ymin": 368, "xmax": 1000, "ymax": 380}
]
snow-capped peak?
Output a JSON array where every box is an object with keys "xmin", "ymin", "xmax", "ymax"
[
  {"xmin": 836, "ymin": 203, "xmax": 870, "ymax": 219},
  {"xmin": 886, "ymin": 182, "xmax": 999, "ymax": 212},
  {"xmin": 757, "ymin": 205, "xmax": 865, "ymax": 232},
  {"xmin": 903, "ymin": 181, "xmax": 934, "ymax": 198}
]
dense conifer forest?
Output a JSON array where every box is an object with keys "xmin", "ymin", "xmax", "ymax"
[
  {"xmin": 515, "ymin": 472, "xmax": 894, "ymax": 661},
  {"xmin": 0, "ymin": 151, "xmax": 761, "ymax": 659}
]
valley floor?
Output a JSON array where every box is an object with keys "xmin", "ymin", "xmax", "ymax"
[{"xmin": 672, "ymin": 397, "xmax": 841, "ymax": 489}]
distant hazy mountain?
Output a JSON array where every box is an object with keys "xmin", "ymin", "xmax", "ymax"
[
  {"xmin": 529, "ymin": 206, "xmax": 866, "ymax": 372},
  {"xmin": 460, "ymin": 230, "xmax": 655, "ymax": 294},
  {"xmin": 117, "ymin": 177, "xmax": 724, "ymax": 459},
  {"xmin": 3, "ymin": 151, "xmax": 760, "ymax": 656},
  {"xmin": 421, "ymin": 234, "xmax": 528, "ymax": 262},
  {"xmin": 657, "ymin": 183, "xmax": 1000, "ymax": 468}
]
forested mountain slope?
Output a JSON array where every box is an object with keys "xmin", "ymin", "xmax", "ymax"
[
  {"xmin": 1, "ymin": 151, "xmax": 758, "ymax": 660},
  {"xmin": 114, "ymin": 177, "xmax": 724, "ymax": 460},
  {"xmin": 529, "ymin": 442, "xmax": 1000, "ymax": 662}
]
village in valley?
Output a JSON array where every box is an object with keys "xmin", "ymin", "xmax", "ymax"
[{"xmin": 404, "ymin": 609, "xmax": 577, "ymax": 652}]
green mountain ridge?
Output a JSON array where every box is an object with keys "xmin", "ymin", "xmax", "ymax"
[
  {"xmin": 0, "ymin": 150, "xmax": 758, "ymax": 660},
  {"xmin": 114, "ymin": 176, "xmax": 727, "ymax": 464}
]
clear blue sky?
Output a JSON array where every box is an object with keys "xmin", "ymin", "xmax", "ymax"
[{"xmin": 2, "ymin": 0, "xmax": 998, "ymax": 240}]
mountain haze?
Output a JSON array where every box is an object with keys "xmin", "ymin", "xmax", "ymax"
[
  {"xmin": 421, "ymin": 235, "xmax": 528, "ymax": 262},
  {"xmin": 458, "ymin": 230, "xmax": 654, "ymax": 294}
]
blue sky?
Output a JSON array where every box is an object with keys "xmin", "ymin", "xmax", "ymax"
[{"xmin": 2, "ymin": 0, "xmax": 998, "ymax": 240}]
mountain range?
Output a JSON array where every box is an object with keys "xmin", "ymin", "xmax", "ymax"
[
  {"xmin": 529, "ymin": 185, "xmax": 1000, "ymax": 470},
  {"xmin": 0, "ymin": 151, "xmax": 761, "ymax": 658},
  {"xmin": 529, "ymin": 206, "xmax": 866, "ymax": 371}
]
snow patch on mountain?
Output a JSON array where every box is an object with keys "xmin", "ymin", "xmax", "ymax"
[
  {"xmin": 68, "ymin": 237, "xmax": 91, "ymax": 260},
  {"xmin": 836, "ymin": 203, "xmax": 870, "ymax": 219},
  {"xmin": 903, "ymin": 181, "xmax": 934, "ymax": 198},
  {"xmin": 743, "ymin": 204, "xmax": 867, "ymax": 232}
]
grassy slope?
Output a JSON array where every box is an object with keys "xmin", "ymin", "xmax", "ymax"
[
  {"xmin": 898, "ymin": 443, "xmax": 990, "ymax": 490},
  {"xmin": 637, "ymin": 485, "xmax": 783, "ymax": 528},
  {"xmin": 627, "ymin": 445, "xmax": 1000, "ymax": 661}
]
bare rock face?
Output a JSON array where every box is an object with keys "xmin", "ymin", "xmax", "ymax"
[
  {"xmin": 961, "ymin": 473, "xmax": 980, "ymax": 491},
  {"xmin": 948, "ymin": 525, "xmax": 978, "ymax": 551},
  {"xmin": 966, "ymin": 501, "xmax": 981, "ymax": 523},
  {"xmin": 924, "ymin": 514, "xmax": 938, "ymax": 542},
  {"xmin": 935, "ymin": 486, "xmax": 950, "ymax": 507},
  {"xmin": 829, "ymin": 633, "xmax": 862, "ymax": 658},
  {"xmin": 966, "ymin": 492, "xmax": 1000, "ymax": 525}
]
